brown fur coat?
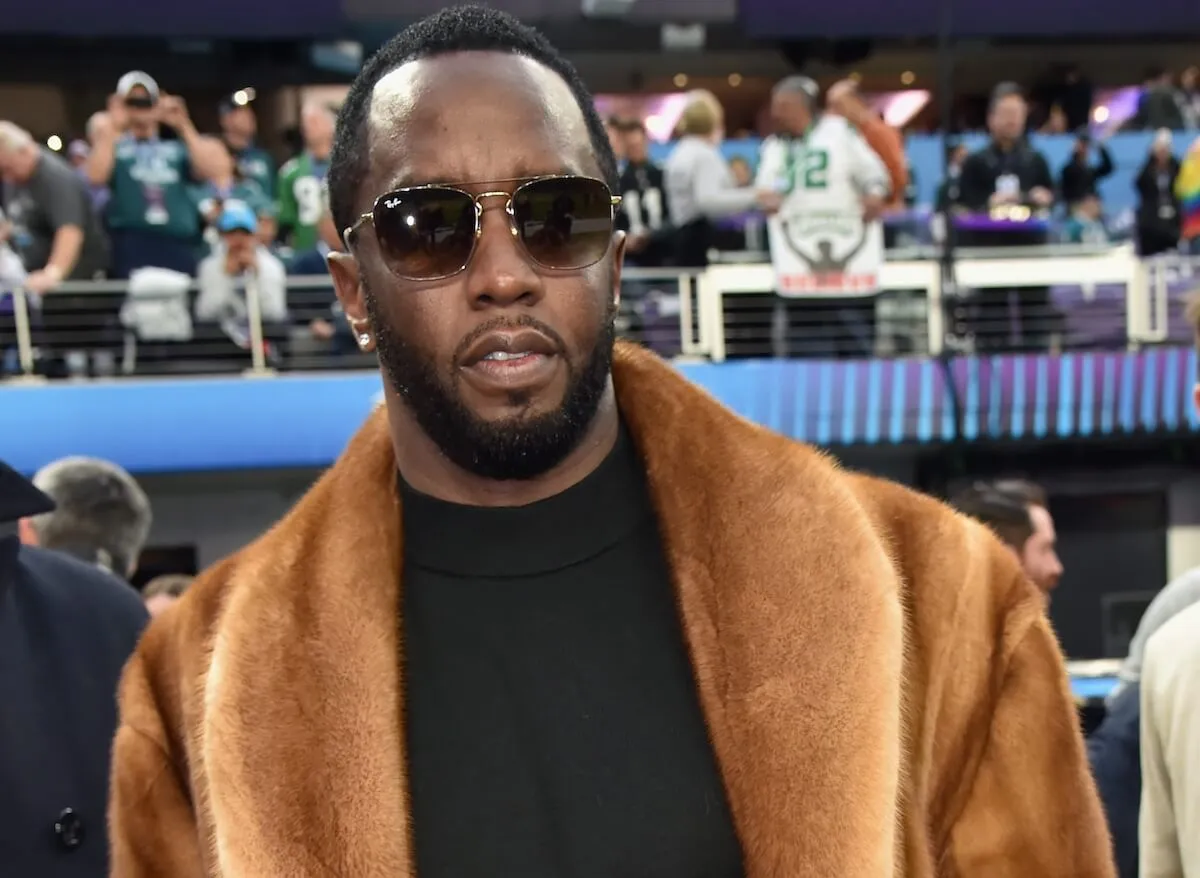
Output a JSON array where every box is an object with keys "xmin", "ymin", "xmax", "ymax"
[{"xmin": 109, "ymin": 342, "xmax": 1114, "ymax": 877}]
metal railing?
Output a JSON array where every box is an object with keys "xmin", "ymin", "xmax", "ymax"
[{"xmin": 0, "ymin": 247, "xmax": 1193, "ymax": 381}]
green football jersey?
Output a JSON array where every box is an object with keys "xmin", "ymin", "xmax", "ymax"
[{"xmin": 277, "ymin": 153, "xmax": 329, "ymax": 252}]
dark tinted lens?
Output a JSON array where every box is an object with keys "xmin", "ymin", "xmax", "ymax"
[
  {"xmin": 124, "ymin": 97, "xmax": 154, "ymax": 109},
  {"xmin": 373, "ymin": 187, "xmax": 476, "ymax": 279},
  {"xmin": 513, "ymin": 177, "xmax": 614, "ymax": 270}
]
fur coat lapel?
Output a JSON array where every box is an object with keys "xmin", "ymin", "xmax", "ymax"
[{"xmin": 201, "ymin": 341, "xmax": 904, "ymax": 877}]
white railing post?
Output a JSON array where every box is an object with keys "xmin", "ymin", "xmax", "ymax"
[
  {"xmin": 11, "ymin": 286, "xmax": 37, "ymax": 378},
  {"xmin": 243, "ymin": 273, "xmax": 273, "ymax": 376}
]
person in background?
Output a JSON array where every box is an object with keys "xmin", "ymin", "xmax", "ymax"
[
  {"xmin": 727, "ymin": 156, "xmax": 753, "ymax": 187},
  {"xmin": 219, "ymin": 90, "xmax": 274, "ymax": 197},
  {"xmin": 1040, "ymin": 103, "xmax": 1069, "ymax": 135},
  {"xmin": 0, "ymin": 460, "xmax": 147, "ymax": 877},
  {"xmin": 277, "ymin": 102, "xmax": 336, "ymax": 268},
  {"xmin": 664, "ymin": 89, "xmax": 779, "ymax": 267},
  {"xmin": 1174, "ymin": 133, "xmax": 1200, "ymax": 254},
  {"xmin": 1062, "ymin": 193, "xmax": 1110, "ymax": 244},
  {"xmin": 825, "ymin": 77, "xmax": 909, "ymax": 211},
  {"xmin": 84, "ymin": 71, "xmax": 221, "ymax": 279},
  {"xmin": 1060, "ymin": 129, "xmax": 1114, "ymax": 208},
  {"xmin": 0, "ymin": 122, "xmax": 108, "ymax": 294},
  {"xmin": 109, "ymin": 10, "xmax": 1114, "ymax": 876},
  {"xmin": 141, "ymin": 573, "xmax": 192, "ymax": 618},
  {"xmin": 1135, "ymin": 68, "xmax": 1186, "ymax": 132},
  {"xmin": 935, "ymin": 143, "xmax": 970, "ymax": 214},
  {"xmin": 756, "ymin": 75, "xmax": 891, "ymax": 358},
  {"xmin": 956, "ymin": 82, "xmax": 1057, "ymax": 351},
  {"xmin": 1135, "ymin": 129, "xmax": 1182, "ymax": 256},
  {"xmin": 193, "ymin": 136, "xmax": 273, "ymax": 251},
  {"xmin": 949, "ymin": 478, "xmax": 1063, "ymax": 595},
  {"xmin": 17, "ymin": 455, "xmax": 152, "ymax": 582},
  {"xmin": 194, "ymin": 200, "xmax": 288, "ymax": 357},
  {"xmin": 0, "ymin": 122, "xmax": 113, "ymax": 377},
  {"xmin": 605, "ymin": 114, "xmax": 625, "ymax": 169},
  {"xmin": 615, "ymin": 119, "xmax": 671, "ymax": 269},
  {"xmin": 1180, "ymin": 65, "xmax": 1200, "ymax": 129},
  {"xmin": 1139, "ymin": 599, "xmax": 1200, "ymax": 876}
]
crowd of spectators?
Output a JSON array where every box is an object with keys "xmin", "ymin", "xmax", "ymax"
[
  {"xmin": 0, "ymin": 71, "xmax": 346, "ymax": 376},
  {"xmin": 5, "ymin": 65, "xmax": 1200, "ymax": 374}
]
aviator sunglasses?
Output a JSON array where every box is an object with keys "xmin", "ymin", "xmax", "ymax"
[{"xmin": 344, "ymin": 174, "xmax": 622, "ymax": 281}]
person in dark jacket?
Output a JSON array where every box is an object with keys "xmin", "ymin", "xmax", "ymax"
[
  {"xmin": 1087, "ymin": 682, "xmax": 1141, "ymax": 878},
  {"xmin": 1060, "ymin": 130, "xmax": 1114, "ymax": 207},
  {"xmin": 0, "ymin": 460, "xmax": 148, "ymax": 876},
  {"xmin": 1135, "ymin": 129, "xmax": 1182, "ymax": 256},
  {"xmin": 955, "ymin": 82, "xmax": 1057, "ymax": 352}
]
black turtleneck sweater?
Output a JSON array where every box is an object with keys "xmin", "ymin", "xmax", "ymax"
[{"xmin": 399, "ymin": 429, "xmax": 745, "ymax": 878}]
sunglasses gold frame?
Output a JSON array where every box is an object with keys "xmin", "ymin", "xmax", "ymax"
[{"xmin": 343, "ymin": 174, "xmax": 622, "ymax": 281}]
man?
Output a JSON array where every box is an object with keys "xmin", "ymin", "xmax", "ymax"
[
  {"xmin": 1060, "ymin": 129, "xmax": 1114, "ymax": 209},
  {"xmin": 614, "ymin": 119, "xmax": 671, "ymax": 268},
  {"xmin": 956, "ymin": 82, "xmax": 1057, "ymax": 351},
  {"xmin": 756, "ymin": 75, "xmax": 891, "ymax": 358},
  {"xmin": 18, "ymin": 455, "xmax": 152, "ymax": 581},
  {"xmin": 141, "ymin": 574, "xmax": 192, "ymax": 618},
  {"xmin": 0, "ymin": 122, "xmax": 108, "ymax": 293},
  {"xmin": 194, "ymin": 200, "xmax": 289, "ymax": 353},
  {"xmin": 218, "ymin": 90, "xmax": 274, "ymax": 198},
  {"xmin": 1139, "ymin": 600, "xmax": 1200, "ymax": 876},
  {"xmin": 109, "ymin": 8, "xmax": 1113, "ymax": 877},
  {"xmin": 277, "ymin": 102, "xmax": 336, "ymax": 260},
  {"xmin": 0, "ymin": 121, "xmax": 112, "ymax": 377},
  {"xmin": 84, "ymin": 70, "xmax": 220, "ymax": 278},
  {"xmin": 950, "ymin": 479, "xmax": 1063, "ymax": 594},
  {"xmin": 0, "ymin": 460, "xmax": 147, "ymax": 876}
]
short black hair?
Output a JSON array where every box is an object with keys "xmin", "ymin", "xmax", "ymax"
[
  {"xmin": 328, "ymin": 4, "xmax": 618, "ymax": 238},
  {"xmin": 988, "ymin": 81, "xmax": 1024, "ymax": 112},
  {"xmin": 949, "ymin": 481, "xmax": 1034, "ymax": 552}
]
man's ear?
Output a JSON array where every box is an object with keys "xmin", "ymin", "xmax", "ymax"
[{"xmin": 327, "ymin": 251, "xmax": 367, "ymax": 325}]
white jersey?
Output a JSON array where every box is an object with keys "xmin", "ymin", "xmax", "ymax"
[
  {"xmin": 754, "ymin": 114, "xmax": 890, "ymax": 218},
  {"xmin": 755, "ymin": 115, "xmax": 890, "ymax": 296}
]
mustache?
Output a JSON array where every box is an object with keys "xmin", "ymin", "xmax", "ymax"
[{"xmin": 451, "ymin": 314, "xmax": 568, "ymax": 366}]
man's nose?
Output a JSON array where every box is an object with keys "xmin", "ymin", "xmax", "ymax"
[{"xmin": 463, "ymin": 200, "xmax": 544, "ymax": 310}]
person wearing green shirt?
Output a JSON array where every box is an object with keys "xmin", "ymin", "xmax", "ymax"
[
  {"xmin": 277, "ymin": 102, "xmax": 335, "ymax": 256},
  {"xmin": 84, "ymin": 70, "xmax": 222, "ymax": 278},
  {"xmin": 220, "ymin": 91, "xmax": 276, "ymax": 197}
]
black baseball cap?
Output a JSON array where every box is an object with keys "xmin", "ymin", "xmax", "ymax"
[{"xmin": 0, "ymin": 460, "xmax": 54, "ymax": 524}]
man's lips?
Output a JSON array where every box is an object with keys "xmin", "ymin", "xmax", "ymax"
[{"xmin": 460, "ymin": 328, "xmax": 558, "ymax": 367}]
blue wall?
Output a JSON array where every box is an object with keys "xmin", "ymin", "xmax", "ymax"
[
  {"xmin": 647, "ymin": 130, "xmax": 1198, "ymax": 217},
  {"xmin": 3, "ymin": 347, "xmax": 1196, "ymax": 475}
]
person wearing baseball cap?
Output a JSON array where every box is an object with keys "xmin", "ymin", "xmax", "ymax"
[
  {"xmin": 82, "ymin": 70, "xmax": 222, "ymax": 279},
  {"xmin": 0, "ymin": 458, "xmax": 147, "ymax": 875},
  {"xmin": 219, "ymin": 87, "xmax": 275, "ymax": 197}
]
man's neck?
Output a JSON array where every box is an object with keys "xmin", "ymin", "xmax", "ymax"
[
  {"xmin": 307, "ymin": 142, "xmax": 332, "ymax": 162},
  {"xmin": 129, "ymin": 123, "xmax": 157, "ymax": 141},
  {"xmin": 388, "ymin": 381, "xmax": 621, "ymax": 508}
]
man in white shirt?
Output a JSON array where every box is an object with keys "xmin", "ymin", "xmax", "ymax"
[
  {"xmin": 1139, "ymin": 599, "xmax": 1200, "ymax": 877},
  {"xmin": 194, "ymin": 200, "xmax": 288, "ymax": 355},
  {"xmin": 755, "ymin": 76, "xmax": 890, "ymax": 358}
]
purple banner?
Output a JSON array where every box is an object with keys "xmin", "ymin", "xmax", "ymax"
[
  {"xmin": 4, "ymin": 0, "xmax": 344, "ymax": 37},
  {"xmin": 740, "ymin": 0, "xmax": 1200, "ymax": 39}
]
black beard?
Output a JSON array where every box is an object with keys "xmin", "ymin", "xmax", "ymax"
[{"xmin": 366, "ymin": 289, "xmax": 616, "ymax": 482}]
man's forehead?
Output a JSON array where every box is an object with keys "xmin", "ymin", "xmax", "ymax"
[
  {"xmin": 369, "ymin": 52, "xmax": 578, "ymax": 130},
  {"xmin": 365, "ymin": 51, "xmax": 594, "ymax": 190}
]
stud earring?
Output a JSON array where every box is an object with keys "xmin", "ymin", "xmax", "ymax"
[{"xmin": 349, "ymin": 318, "xmax": 374, "ymax": 351}]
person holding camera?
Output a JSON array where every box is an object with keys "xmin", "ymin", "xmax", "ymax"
[{"xmin": 83, "ymin": 71, "xmax": 223, "ymax": 279}]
